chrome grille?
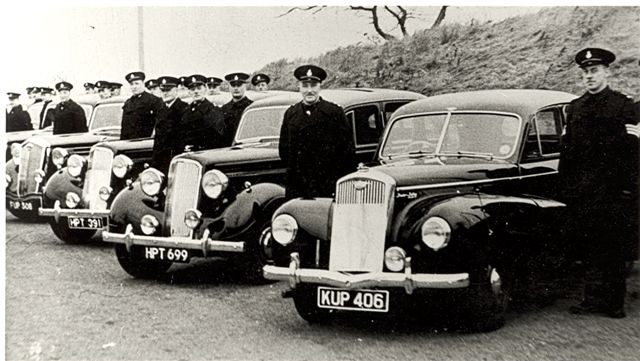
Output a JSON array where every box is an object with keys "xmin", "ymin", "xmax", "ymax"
[
  {"xmin": 329, "ymin": 172, "xmax": 395, "ymax": 272},
  {"xmin": 82, "ymin": 147, "xmax": 114, "ymax": 209},
  {"xmin": 165, "ymin": 159, "xmax": 202, "ymax": 237},
  {"xmin": 17, "ymin": 141, "xmax": 47, "ymax": 196}
]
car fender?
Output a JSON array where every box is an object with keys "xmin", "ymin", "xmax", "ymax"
[
  {"xmin": 42, "ymin": 168, "xmax": 82, "ymax": 206},
  {"xmin": 273, "ymin": 197, "xmax": 334, "ymax": 241},
  {"xmin": 109, "ymin": 181, "xmax": 163, "ymax": 234},
  {"xmin": 6, "ymin": 159, "xmax": 19, "ymax": 195}
]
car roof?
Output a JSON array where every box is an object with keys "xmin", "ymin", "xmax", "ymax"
[
  {"xmin": 245, "ymin": 88, "xmax": 426, "ymax": 110},
  {"xmin": 94, "ymin": 95, "xmax": 129, "ymax": 105},
  {"xmin": 392, "ymin": 89, "xmax": 577, "ymax": 119},
  {"xmin": 74, "ymin": 93, "xmax": 102, "ymax": 106}
]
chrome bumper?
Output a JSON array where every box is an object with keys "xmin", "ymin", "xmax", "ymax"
[
  {"xmin": 38, "ymin": 200, "xmax": 110, "ymax": 222},
  {"xmin": 102, "ymin": 224, "xmax": 245, "ymax": 255},
  {"xmin": 263, "ymin": 252, "xmax": 469, "ymax": 294}
]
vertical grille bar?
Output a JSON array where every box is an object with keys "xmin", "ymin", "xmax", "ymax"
[
  {"xmin": 82, "ymin": 148, "xmax": 114, "ymax": 209},
  {"xmin": 164, "ymin": 159, "xmax": 202, "ymax": 237},
  {"xmin": 17, "ymin": 142, "xmax": 46, "ymax": 196},
  {"xmin": 335, "ymin": 178, "xmax": 386, "ymax": 205}
]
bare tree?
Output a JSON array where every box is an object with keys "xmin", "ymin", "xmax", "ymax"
[{"xmin": 431, "ymin": 6, "xmax": 448, "ymax": 28}]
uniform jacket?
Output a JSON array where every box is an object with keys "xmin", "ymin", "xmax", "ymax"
[
  {"xmin": 39, "ymin": 99, "xmax": 53, "ymax": 129},
  {"xmin": 559, "ymin": 86, "xmax": 639, "ymax": 204},
  {"xmin": 120, "ymin": 91, "xmax": 167, "ymax": 140},
  {"xmin": 221, "ymin": 96, "xmax": 253, "ymax": 146},
  {"xmin": 6, "ymin": 105, "xmax": 33, "ymax": 132},
  {"xmin": 172, "ymin": 98, "xmax": 226, "ymax": 156},
  {"xmin": 279, "ymin": 97, "xmax": 356, "ymax": 199},
  {"xmin": 151, "ymin": 97, "xmax": 188, "ymax": 173},
  {"xmin": 52, "ymin": 99, "xmax": 87, "ymax": 135}
]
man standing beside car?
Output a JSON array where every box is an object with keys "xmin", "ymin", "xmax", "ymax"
[
  {"xmin": 560, "ymin": 47, "xmax": 639, "ymax": 319},
  {"xmin": 279, "ymin": 64, "xmax": 356, "ymax": 199},
  {"xmin": 52, "ymin": 81, "xmax": 88, "ymax": 135},
  {"xmin": 221, "ymin": 72, "xmax": 253, "ymax": 146},
  {"xmin": 120, "ymin": 71, "xmax": 167, "ymax": 140},
  {"xmin": 151, "ymin": 76, "xmax": 189, "ymax": 173}
]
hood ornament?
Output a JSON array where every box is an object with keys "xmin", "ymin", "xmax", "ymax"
[{"xmin": 357, "ymin": 163, "xmax": 368, "ymax": 171}]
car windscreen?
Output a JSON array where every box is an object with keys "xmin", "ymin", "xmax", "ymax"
[
  {"xmin": 381, "ymin": 112, "xmax": 522, "ymax": 159},
  {"xmin": 89, "ymin": 103, "xmax": 123, "ymax": 131},
  {"xmin": 234, "ymin": 106, "xmax": 288, "ymax": 143}
]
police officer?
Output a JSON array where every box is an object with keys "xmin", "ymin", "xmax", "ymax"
[
  {"xmin": 110, "ymin": 82, "xmax": 123, "ymax": 96},
  {"xmin": 95, "ymin": 80, "xmax": 111, "ymax": 99},
  {"xmin": 84, "ymin": 82, "xmax": 96, "ymax": 94},
  {"xmin": 251, "ymin": 73, "xmax": 270, "ymax": 91},
  {"xmin": 279, "ymin": 65, "xmax": 356, "ymax": 199},
  {"xmin": 560, "ymin": 47, "xmax": 639, "ymax": 318},
  {"xmin": 151, "ymin": 76, "xmax": 189, "ymax": 173},
  {"xmin": 206, "ymin": 77, "xmax": 223, "ymax": 95},
  {"xmin": 177, "ymin": 75, "xmax": 190, "ymax": 99},
  {"xmin": 172, "ymin": 74, "xmax": 226, "ymax": 155},
  {"xmin": 120, "ymin": 71, "xmax": 167, "ymax": 140},
  {"xmin": 26, "ymin": 87, "xmax": 37, "ymax": 100},
  {"xmin": 221, "ymin": 72, "xmax": 253, "ymax": 146},
  {"xmin": 39, "ymin": 87, "xmax": 54, "ymax": 129},
  {"xmin": 52, "ymin": 81, "xmax": 87, "ymax": 135},
  {"xmin": 6, "ymin": 92, "xmax": 33, "ymax": 132},
  {"xmin": 145, "ymin": 78, "xmax": 162, "ymax": 98}
]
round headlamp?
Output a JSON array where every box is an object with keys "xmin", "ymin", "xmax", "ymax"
[
  {"xmin": 112, "ymin": 154, "xmax": 133, "ymax": 179},
  {"xmin": 66, "ymin": 154, "xmax": 87, "ymax": 178},
  {"xmin": 65, "ymin": 192, "xmax": 81, "ymax": 209},
  {"xmin": 201, "ymin": 169, "xmax": 229, "ymax": 199},
  {"xmin": 99, "ymin": 186, "xmax": 112, "ymax": 201},
  {"xmin": 384, "ymin": 246, "xmax": 406, "ymax": 272},
  {"xmin": 34, "ymin": 169, "xmax": 46, "ymax": 184},
  {"xmin": 11, "ymin": 143, "xmax": 21, "ymax": 165},
  {"xmin": 271, "ymin": 214, "xmax": 298, "ymax": 246},
  {"xmin": 140, "ymin": 168, "xmax": 164, "ymax": 197},
  {"xmin": 184, "ymin": 209, "xmax": 202, "ymax": 230},
  {"xmin": 421, "ymin": 216, "xmax": 451, "ymax": 251},
  {"xmin": 52, "ymin": 148, "xmax": 69, "ymax": 169},
  {"xmin": 5, "ymin": 174, "xmax": 12, "ymax": 189},
  {"xmin": 140, "ymin": 214, "xmax": 159, "ymax": 235}
]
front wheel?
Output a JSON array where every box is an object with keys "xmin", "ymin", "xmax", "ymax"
[
  {"xmin": 292, "ymin": 285, "xmax": 335, "ymax": 324},
  {"xmin": 8, "ymin": 208, "xmax": 40, "ymax": 222},
  {"xmin": 464, "ymin": 266, "xmax": 509, "ymax": 332},
  {"xmin": 240, "ymin": 220, "xmax": 275, "ymax": 284},
  {"xmin": 49, "ymin": 220, "xmax": 97, "ymax": 244},
  {"xmin": 115, "ymin": 244, "xmax": 171, "ymax": 279}
]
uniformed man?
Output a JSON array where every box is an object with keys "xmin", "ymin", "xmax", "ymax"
[
  {"xmin": 172, "ymin": 74, "xmax": 226, "ymax": 155},
  {"xmin": 39, "ymin": 87, "xmax": 55, "ymax": 129},
  {"xmin": 151, "ymin": 76, "xmax": 189, "ymax": 173},
  {"xmin": 26, "ymin": 87, "xmax": 37, "ymax": 100},
  {"xmin": 145, "ymin": 78, "xmax": 162, "ymax": 98},
  {"xmin": 32, "ymin": 87, "xmax": 43, "ymax": 104},
  {"xmin": 206, "ymin": 77, "xmax": 223, "ymax": 95},
  {"xmin": 560, "ymin": 47, "xmax": 639, "ymax": 319},
  {"xmin": 120, "ymin": 71, "xmax": 167, "ymax": 140},
  {"xmin": 278, "ymin": 65, "xmax": 356, "ymax": 199},
  {"xmin": 51, "ymin": 81, "xmax": 88, "ymax": 135},
  {"xmin": 6, "ymin": 92, "xmax": 33, "ymax": 132},
  {"xmin": 221, "ymin": 72, "xmax": 253, "ymax": 146},
  {"xmin": 95, "ymin": 80, "xmax": 112, "ymax": 99},
  {"xmin": 110, "ymin": 82, "xmax": 123, "ymax": 96},
  {"xmin": 251, "ymin": 73, "xmax": 270, "ymax": 91},
  {"xmin": 84, "ymin": 82, "xmax": 96, "ymax": 94}
]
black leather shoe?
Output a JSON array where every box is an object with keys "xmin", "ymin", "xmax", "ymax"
[
  {"xmin": 605, "ymin": 308, "xmax": 626, "ymax": 319},
  {"xmin": 568, "ymin": 302, "xmax": 602, "ymax": 315}
]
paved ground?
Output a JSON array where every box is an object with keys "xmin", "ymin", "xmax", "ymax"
[{"xmin": 5, "ymin": 215, "xmax": 640, "ymax": 361}]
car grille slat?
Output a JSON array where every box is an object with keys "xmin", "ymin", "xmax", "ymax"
[
  {"xmin": 17, "ymin": 141, "xmax": 47, "ymax": 196},
  {"xmin": 82, "ymin": 148, "xmax": 113, "ymax": 209},
  {"xmin": 165, "ymin": 159, "xmax": 202, "ymax": 237},
  {"xmin": 336, "ymin": 178, "xmax": 386, "ymax": 205}
]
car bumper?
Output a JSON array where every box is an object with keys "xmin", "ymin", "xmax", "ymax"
[
  {"xmin": 39, "ymin": 200, "xmax": 110, "ymax": 222},
  {"xmin": 102, "ymin": 224, "xmax": 245, "ymax": 256},
  {"xmin": 263, "ymin": 252, "xmax": 470, "ymax": 294}
]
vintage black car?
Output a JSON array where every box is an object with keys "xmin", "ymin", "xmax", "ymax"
[
  {"xmin": 6, "ymin": 96, "xmax": 122, "ymax": 220},
  {"xmin": 263, "ymin": 89, "xmax": 580, "ymax": 331},
  {"xmin": 38, "ymin": 91, "xmax": 290, "ymax": 243},
  {"xmin": 102, "ymin": 88, "xmax": 425, "ymax": 280}
]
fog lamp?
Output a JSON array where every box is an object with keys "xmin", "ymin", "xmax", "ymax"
[
  {"xmin": 184, "ymin": 209, "xmax": 202, "ymax": 230},
  {"xmin": 140, "ymin": 214, "xmax": 159, "ymax": 235},
  {"xmin": 272, "ymin": 214, "xmax": 298, "ymax": 246},
  {"xmin": 67, "ymin": 154, "xmax": 87, "ymax": 178},
  {"xmin": 65, "ymin": 192, "xmax": 81, "ymax": 208},
  {"xmin": 112, "ymin": 155, "xmax": 133, "ymax": 179},
  {"xmin": 52, "ymin": 148, "xmax": 69, "ymax": 169},
  {"xmin": 99, "ymin": 186, "xmax": 112, "ymax": 201},
  {"xmin": 421, "ymin": 217, "xmax": 451, "ymax": 251},
  {"xmin": 34, "ymin": 169, "xmax": 46, "ymax": 184},
  {"xmin": 384, "ymin": 247, "xmax": 406, "ymax": 272}
]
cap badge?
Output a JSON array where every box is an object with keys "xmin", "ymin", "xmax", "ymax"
[
  {"xmin": 257, "ymin": 76, "xmax": 261, "ymax": 80},
  {"xmin": 586, "ymin": 51, "xmax": 592, "ymax": 59},
  {"xmin": 192, "ymin": 77, "xmax": 196, "ymax": 82},
  {"xmin": 306, "ymin": 69, "xmax": 312, "ymax": 77},
  {"xmin": 162, "ymin": 79, "xmax": 166, "ymax": 84},
  {"xmin": 234, "ymin": 75, "xmax": 238, "ymax": 81}
]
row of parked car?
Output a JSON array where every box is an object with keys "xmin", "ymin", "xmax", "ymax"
[{"xmin": 7, "ymin": 87, "xmax": 635, "ymax": 331}]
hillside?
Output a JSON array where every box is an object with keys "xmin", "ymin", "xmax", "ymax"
[{"xmin": 258, "ymin": 7, "xmax": 640, "ymax": 99}]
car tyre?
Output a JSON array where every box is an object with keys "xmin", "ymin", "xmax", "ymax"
[
  {"xmin": 465, "ymin": 266, "xmax": 509, "ymax": 332},
  {"xmin": 240, "ymin": 220, "xmax": 275, "ymax": 284},
  {"xmin": 292, "ymin": 285, "xmax": 334, "ymax": 324},
  {"xmin": 49, "ymin": 220, "xmax": 97, "ymax": 244},
  {"xmin": 8, "ymin": 208, "xmax": 39, "ymax": 222},
  {"xmin": 115, "ymin": 244, "xmax": 171, "ymax": 279}
]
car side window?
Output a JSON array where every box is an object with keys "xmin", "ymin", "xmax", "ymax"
[
  {"xmin": 350, "ymin": 105, "xmax": 383, "ymax": 147},
  {"xmin": 522, "ymin": 107, "xmax": 562, "ymax": 161},
  {"xmin": 383, "ymin": 102, "xmax": 408, "ymax": 122}
]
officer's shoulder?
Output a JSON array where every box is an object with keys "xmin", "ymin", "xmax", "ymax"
[{"xmin": 609, "ymin": 89, "xmax": 634, "ymax": 102}]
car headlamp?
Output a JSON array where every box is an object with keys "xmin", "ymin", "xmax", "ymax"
[
  {"xmin": 140, "ymin": 214, "xmax": 160, "ymax": 235},
  {"xmin": 65, "ymin": 192, "xmax": 81, "ymax": 209},
  {"xmin": 99, "ymin": 186, "xmax": 112, "ymax": 201},
  {"xmin": 140, "ymin": 168, "xmax": 164, "ymax": 197},
  {"xmin": 5, "ymin": 174, "xmax": 11, "ymax": 189},
  {"xmin": 112, "ymin": 154, "xmax": 133, "ymax": 179},
  {"xmin": 66, "ymin": 154, "xmax": 87, "ymax": 178},
  {"xmin": 184, "ymin": 209, "xmax": 202, "ymax": 230},
  {"xmin": 11, "ymin": 143, "xmax": 21, "ymax": 166},
  {"xmin": 384, "ymin": 246, "xmax": 406, "ymax": 272},
  {"xmin": 34, "ymin": 169, "xmax": 46, "ymax": 184},
  {"xmin": 421, "ymin": 216, "xmax": 451, "ymax": 251},
  {"xmin": 271, "ymin": 214, "xmax": 298, "ymax": 246},
  {"xmin": 52, "ymin": 148, "xmax": 69, "ymax": 169},
  {"xmin": 201, "ymin": 169, "xmax": 229, "ymax": 199}
]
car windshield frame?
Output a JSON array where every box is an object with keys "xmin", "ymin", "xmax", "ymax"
[
  {"xmin": 233, "ymin": 105, "xmax": 289, "ymax": 145},
  {"xmin": 379, "ymin": 110, "xmax": 523, "ymax": 160},
  {"xmin": 89, "ymin": 103, "xmax": 123, "ymax": 132}
]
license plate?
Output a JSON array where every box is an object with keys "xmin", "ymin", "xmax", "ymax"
[
  {"xmin": 317, "ymin": 287, "xmax": 389, "ymax": 312},
  {"xmin": 9, "ymin": 200, "xmax": 35, "ymax": 211},
  {"xmin": 67, "ymin": 216, "xmax": 104, "ymax": 229},
  {"xmin": 142, "ymin": 247, "xmax": 190, "ymax": 263}
]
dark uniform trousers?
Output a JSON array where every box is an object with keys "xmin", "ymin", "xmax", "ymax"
[
  {"xmin": 151, "ymin": 98, "xmax": 188, "ymax": 174},
  {"xmin": 559, "ymin": 87, "xmax": 639, "ymax": 311},
  {"xmin": 279, "ymin": 98, "xmax": 356, "ymax": 199},
  {"xmin": 221, "ymin": 96, "xmax": 253, "ymax": 146},
  {"xmin": 52, "ymin": 99, "xmax": 87, "ymax": 135},
  {"xmin": 6, "ymin": 105, "xmax": 33, "ymax": 132},
  {"xmin": 120, "ymin": 92, "xmax": 167, "ymax": 140},
  {"xmin": 172, "ymin": 98, "xmax": 226, "ymax": 157}
]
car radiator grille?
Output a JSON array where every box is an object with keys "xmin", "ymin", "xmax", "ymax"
[
  {"xmin": 164, "ymin": 159, "xmax": 202, "ymax": 237},
  {"xmin": 329, "ymin": 176, "xmax": 394, "ymax": 272},
  {"xmin": 18, "ymin": 141, "xmax": 47, "ymax": 196},
  {"xmin": 82, "ymin": 148, "xmax": 114, "ymax": 209}
]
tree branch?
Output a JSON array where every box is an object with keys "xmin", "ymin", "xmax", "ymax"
[
  {"xmin": 277, "ymin": 6, "xmax": 322, "ymax": 18},
  {"xmin": 384, "ymin": 6, "xmax": 408, "ymax": 37},
  {"xmin": 350, "ymin": 5, "xmax": 397, "ymax": 41},
  {"xmin": 431, "ymin": 5, "xmax": 448, "ymax": 28}
]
